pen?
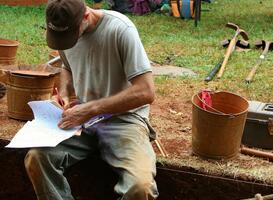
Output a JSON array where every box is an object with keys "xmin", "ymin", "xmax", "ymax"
[{"xmin": 54, "ymin": 87, "xmax": 65, "ymax": 108}]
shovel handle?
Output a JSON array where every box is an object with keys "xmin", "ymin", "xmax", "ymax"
[
  {"xmin": 241, "ymin": 146, "xmax": 273, "ymax": 162},
  {"xmin": 245, "ymin": 41, "xmax": 270, "ymax": 83},
  {"xmin": 217, "ymin": 38, "xmax": 236, "ymax": 78},
  {"xmin": 204, "ymin": 59, "xmax": 223, "ymax": 82},
  {"xmin": 245, "ymin": 63, "xmax": 259, "ymax": 83}
]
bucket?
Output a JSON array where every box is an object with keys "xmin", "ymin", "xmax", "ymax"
[
  {"xmin": 191, "ymin": 91, "xmax": 249, "ymax": 160},
  {"xmin": 6, "ymin": 72, "xmax": 55, "ymax": 121},
  {"xmin": 0, "ymin": 39, "xmax": 19, "ymax": 65}
]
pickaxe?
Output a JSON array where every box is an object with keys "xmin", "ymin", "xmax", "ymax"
[
  {"xmin": 217, "ymin": 22, "xmax": 249, "ymax": 78},
  {"xmin": 245, "ymin": 39, "xmax": 273, "ymax": 83},
  {"xmin": 204, "ymin": 39, "xmax": 250, "ymax": 82}
]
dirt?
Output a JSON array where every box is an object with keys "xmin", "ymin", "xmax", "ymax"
[
  {"xmin": 0, "ymin": 79, "xmax": 195, "ymax": 156},
  {"xmin": 1, "ymin": 79, "xmax": 273, "ymax": 185}
]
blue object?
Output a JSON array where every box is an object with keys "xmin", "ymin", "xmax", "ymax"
[
  {"xmin": 180, "ymin": 0, "xmax": 191, "ymax": 19},
  {"xmin": 176, "ymin": 0, "xmax": 194, "ymax": 19},
  {"xmin": 84, "ymin": 114, "xmax": 113, "ymax": 128}
]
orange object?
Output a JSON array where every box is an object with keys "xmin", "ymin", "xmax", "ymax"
[
  {"xmin": 0, "ymin": 38, "xmax": 19, "ymax": 65},
  {"xmin": 170, "ymin": 0, "xmax": 180, "ymax": 17},
  {"xmin": 192, "ymin": 91, "xmax": 249, "ymax": 160},
  {"xmin": 54, "ymin": 87, "xmax": 65, "ymax": 108},
  {"xmin": 241, "ymin": 146, "xmax": 273, "ymax": 162}
]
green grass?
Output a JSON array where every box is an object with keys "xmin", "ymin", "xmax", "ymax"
[{"xmin": 0, "ymin": 0, "xmax": 272, "ymax": 101}]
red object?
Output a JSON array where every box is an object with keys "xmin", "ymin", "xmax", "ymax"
[
  {"xmin": 54, "ymin": 87, "xmax": 65, "ymax": 108},
  {"xmin": 200, "ymin": 90, "xmax": 212, "ymax": 110}
]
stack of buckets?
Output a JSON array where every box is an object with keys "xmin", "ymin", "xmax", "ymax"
[
  {"xmin": 191, "ymin": 91, "xmax": 249, "ymax": 160},
  {"xmin": 6, "ymin": 69, "xmax": 56, "ymax": 120},
  {"xmin": 0, "ymin": 38, "xmax": 58, "ymax": 121}
]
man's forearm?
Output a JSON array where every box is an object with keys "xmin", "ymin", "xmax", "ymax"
[{"xmin": 84, "ymin": 72, "xmax": 155, "ymax": 116}]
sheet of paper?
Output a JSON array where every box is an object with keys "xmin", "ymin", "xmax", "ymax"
[{"xmin": 6, "ymin": 100, "xmax": 80, "ymax": 148}]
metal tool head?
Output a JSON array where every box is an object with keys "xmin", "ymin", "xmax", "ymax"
[
  {"xmin": 221, "ymin": 39, "xmax": 250, "ymax": 48},
  {"xmin": 226, "ymin": 22, "xmax": 249, "ymax": 40},
  {"xmin": 255, "ymin": 40, "xmax": 273, "ymax": 51}
]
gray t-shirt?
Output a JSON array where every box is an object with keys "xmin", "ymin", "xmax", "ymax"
[{"xmin": 60, "ymin": 10, "xmax": 151, "ymax": 119}]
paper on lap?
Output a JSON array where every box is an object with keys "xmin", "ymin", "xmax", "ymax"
[{"xmin": 6, "ymin": 100, "xmax": 80, "ymax": 148}]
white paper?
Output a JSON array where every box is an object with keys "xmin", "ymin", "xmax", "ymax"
[{"xmin": 6, "ymin": 100, "xmax": 80, "ymax": 148}]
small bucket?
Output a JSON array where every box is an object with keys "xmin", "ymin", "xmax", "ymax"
[
  {"xmin": 5, "ymin": 65, "xmax": 58, "ymax": 121},
  {"xmin": 0, "ymin": 39, "xmax": 19, "ymax": 65},
  {"xmin": 191, "ymin": 91, "xmax": 249, "ymax": 160}
]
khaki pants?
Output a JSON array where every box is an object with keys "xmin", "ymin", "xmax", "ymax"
[{"xmin": 24, "ymin": 114, "xmax": 159, "ymax": 200}]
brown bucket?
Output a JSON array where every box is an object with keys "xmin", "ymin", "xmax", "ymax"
[
  {"xmin": 0, "ymin": 39, "xmax": 19, "ymax": 65},
  {"xmin": 191, "ymin": 91, "xmax": 249, "ymax": 160},
  {"xmin": 5, "ymin": 65, "xmax": 59, "ymax": 121}
]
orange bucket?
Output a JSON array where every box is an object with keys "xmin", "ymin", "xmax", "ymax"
[
  {"xmin": 0, "ymin": 39, "xmax": 19, "ymax": 65},
  {"xmin": 5, "ymin": 64, "xmax": 60, "ymax": 120}
]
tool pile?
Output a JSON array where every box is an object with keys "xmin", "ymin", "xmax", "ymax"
[
  {"xmin": 202, "ymin": 23, "xmax": 273, "ymax": 163},
  {"xmin": 204, "ymin": 22, "xmax": 272, "ymax": 83}
]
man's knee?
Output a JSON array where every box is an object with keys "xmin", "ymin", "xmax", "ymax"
[
  {"xmin": 124, "ymin": 180, "xmax": 158, "ymax": 200},
  {"xmin": 24, "ymin": 149, "xmax": 47, "ymax": 172}
]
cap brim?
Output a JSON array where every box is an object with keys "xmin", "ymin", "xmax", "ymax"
[{"xmin": 46, "ymin": 27, "xmax": 79, "ymax": 50}]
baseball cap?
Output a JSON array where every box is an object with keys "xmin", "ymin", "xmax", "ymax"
[{"xmin": 46, "ymin": 0, "xmax": 86, "ymax": 50}]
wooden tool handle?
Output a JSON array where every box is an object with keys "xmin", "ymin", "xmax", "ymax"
[
  {"xmin": 245, "ymin": 64, "xmax": 259, "ymax": 83},
  {"xmin": 154, "ymin": 139, "xmax": 168, "ymax": 157},
  {"xmin": 240, "ymin": 146, "xmax": 273, "ymax": 162},
  {"xmin": 217, "ymin": 38, "xmax": 236, "ymax": 78}
]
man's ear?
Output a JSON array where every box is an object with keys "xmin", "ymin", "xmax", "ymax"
[{"xmin": 83, "ymin": 11, "xmax": 90, "ymax": 20}]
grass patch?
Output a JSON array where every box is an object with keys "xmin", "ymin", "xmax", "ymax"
[{"xmin": 0, "ymin": 0, "xmax": 272, "ymax": 101}]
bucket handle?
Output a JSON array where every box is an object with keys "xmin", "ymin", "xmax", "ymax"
[
  {"xmin": 197, "ymin": 91, "xmax": 235, "ymax": 118},
  {"xmin": 5, "ymin": 70, "xmax": 11, "ymax": 83}
]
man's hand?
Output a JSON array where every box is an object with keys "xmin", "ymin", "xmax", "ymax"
[
  {"xmin": 58, "ymin": 103, "xmax": 92, "ymax": 129},
  {"xmin": 51, "ymin": 95, "xmax": 70, "ymax": 109}
]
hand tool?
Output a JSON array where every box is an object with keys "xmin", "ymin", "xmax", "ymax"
[
  {"xmin": 241, "ymin": 145, "xmax": 273, "ymax": 162},
  {"xmin": 245, "ymin": 40, "xmax": 273, "ymax": 83},
  {"xmin": 154, "ymin": 138, "xmax": 168, "ymax": 157},
  {"xmin": 217, "ymin": 22, "xmax": 249, "ymax": 78},
  {"xmin": 204, "ymin": 59, "xmax": 223, "ymax": 82},
  {"xmin": 205, "ymin": 39, "xmax": 249, "ymax": 82}
]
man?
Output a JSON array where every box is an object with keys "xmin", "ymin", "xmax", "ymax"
[{"xmin": 24, "ymin": 0, "xmax": 159, "ymax": 199}]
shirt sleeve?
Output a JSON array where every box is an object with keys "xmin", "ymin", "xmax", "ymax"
[{"xmin": 119, "ymin": 27, "xmax": 151, "ymax": 81}]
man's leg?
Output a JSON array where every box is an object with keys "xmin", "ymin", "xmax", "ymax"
[
  {"xmin": 24, "ymin": 132, "xmax": 98, "ymax": 200},
  {"xmin": 95, "ymin": 115, "xmax": 159, "ymax": 200}
]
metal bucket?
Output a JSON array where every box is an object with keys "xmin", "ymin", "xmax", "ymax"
[
  {"xmin": 191, "ymin": 91, "xmax": 249, "ymax": 160},
  {"xmin": 0, "ymin": 39, "xmax": 19, "ymax": 65},
  {"xmin": 6, "ymin": 72, "xmax": 55, "ymax": 121}
]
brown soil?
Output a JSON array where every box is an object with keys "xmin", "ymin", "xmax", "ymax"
[
  {"xmin": 1, "ymin": 79, "xmax": 273, "ymax": 185},
  {"xmin": 0, "ymin": 80, "xmax": 194, "ymax": 155}
]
